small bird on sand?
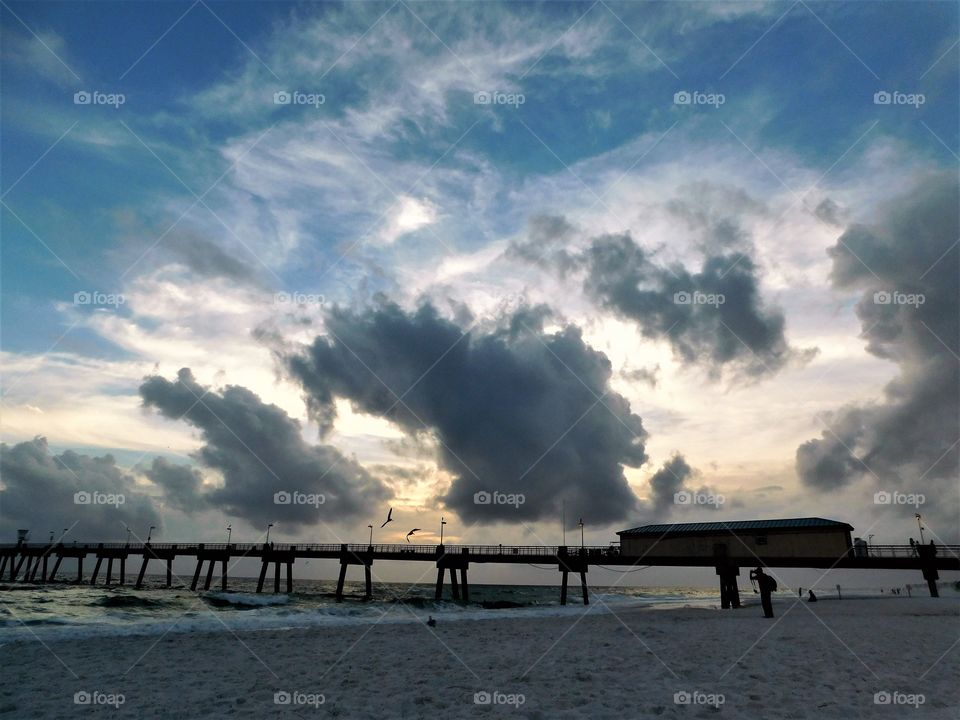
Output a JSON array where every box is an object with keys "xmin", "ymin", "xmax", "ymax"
[
  {"xmin": 426, "ymin": 616, "xmax": 436, "ymax": 627},
  {"xmin": 380, "ymin": 508, "xmax": 393, "ymax": 528},
  {"xmin": 406, "ymin": 528, "xmax": 421, "ymax": 542}
]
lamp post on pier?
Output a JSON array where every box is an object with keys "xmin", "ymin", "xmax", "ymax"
[
  {"xmin": 367, "ymin": 524, "xmax": 373, "ymax": 547},
  {"xmin": 147, "ymin": 525, "xmax": 155, "ymax": 543},
  {"xmin": 226, "ymin": 525, "xmax": 232, "ymax": 544},
  {"xmin": 916, "ymin": 513, "xmax": 925, "ymax": 544},
  {"xmin": 440, "ymin": 517, "xmax": 447, "ymax": 546},
  {"xmin": 266, "ymin": 523, "xmax": 274, "ymax": 545}
]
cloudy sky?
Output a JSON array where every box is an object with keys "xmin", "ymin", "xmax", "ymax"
[{"xmin": 1, "ymin": 1, "xmax": 957, "ymax": 584}]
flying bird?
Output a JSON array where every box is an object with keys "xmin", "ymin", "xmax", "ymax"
[
  {"xmin": 406, "ymin": 528, "xmax": 421, "ymax": 542},
  {"xmin": 380, "ymin": 508, "xmax": 393, "ymax": 528}
]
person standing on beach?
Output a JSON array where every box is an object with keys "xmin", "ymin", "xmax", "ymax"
[{"xmin": 751, "ymin": 567, "xmax": 776, "ymax": 618}]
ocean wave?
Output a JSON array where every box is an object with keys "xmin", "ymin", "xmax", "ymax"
[{"xmin": 201, "ymin": 592, "xmax": 291, "ymax": 608}]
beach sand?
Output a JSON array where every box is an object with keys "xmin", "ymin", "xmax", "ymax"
[{"xmin": 1, "ymin": 595, "xmax": 957, "ymax": 718}]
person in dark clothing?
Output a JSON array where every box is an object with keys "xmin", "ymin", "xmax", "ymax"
[
  {"xmin": 807, "ymin": 589, "xmax": 818, "ymax": 602},
  {"xmin": 750, "ymin": 567, "xmax": 776, "ymax": 618}
]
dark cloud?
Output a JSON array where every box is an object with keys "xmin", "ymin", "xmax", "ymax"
[
  {"xmin": 648, "ymin": 454, "xmax": 692, "ymax": 513},
  {"xmin": 796, "ymin": 174, "xmax": 959, "ymax": 524},
  {"xmin": 165, "ymin": 235, "xmax": 257, "ymax": 283},
  {"xmin": 286, "ymin": 301, "xmax": 648, "ymax": 524},
  {"xmin": 139, "ymin": 369, "xmax": 391, "ymax": 529},
  {"xmin": 507, "ymin": 214, "xmax": 577, "ymax": 274},
  {"xmin": 583, "ymin": 232, "xmax": 812, "ymax": 378},
  {"xmin": 813, "ymin": 198, "xmax": 846, "ymax": 227},
  {"xmin": 142, "ymin": 457, "xmax": 207, "ymax": 514},
  {"xmin": 621, "ymin": 364, "xmax": 659, "ymax": 388},
  {"xmin": 0, "ymin": 437, "xmax": 162, "ymax": 541}
]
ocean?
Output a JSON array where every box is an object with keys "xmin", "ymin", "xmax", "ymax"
[{"xmin": 0, "ymin": 576, "xmax": 723, "ymax": 643}]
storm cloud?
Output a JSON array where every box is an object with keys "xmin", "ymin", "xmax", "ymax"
[
  {"xmin": 286, "ymin": 302, "xmax": 648, "ymax": 524},
  {"xmin": 583, "ymin": 232, "xmax": 809, "ymax": 378},
  {"xmin": 0, "ymin": 437, "xmax": 162, "ymax": 541},
  {"xmin": 796, "ymin": 174, "xmax": 959, "ymax": 522},
  {"xmin": 139, "ymin": 368, "xmax": 391, "ymax": 529}
]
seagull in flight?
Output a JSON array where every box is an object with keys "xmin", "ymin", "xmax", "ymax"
[
  {"xmin": 406, "ymin": 528, "xmax": 421, "ymax": 543},
  {"xmin": 380, "ymin": 508, "xmax": 394, "ymax": 528}
]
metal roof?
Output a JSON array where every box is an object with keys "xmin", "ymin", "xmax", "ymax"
[{"xmin": 617, "ymin": 517, "xmax": 854, "ymax": 536}]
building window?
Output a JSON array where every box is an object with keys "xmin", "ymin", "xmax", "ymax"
[{"xmin": 755, "ymin": 535, "xmax": 768, "ymax": 546}]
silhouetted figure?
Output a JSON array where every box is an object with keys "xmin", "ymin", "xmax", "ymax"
[
  {"xmin": 807, "ymin": 590, "xmax": 818, "ymax": 602},
  {"xmin": 426, "ymin": 615, "xmax": 436, "ymax": 627},
  {"xmin": 750, "ymin": 567, "xmax": 776, "ymax": 618},
  {"xmin": 909, "ymin": 538, "xmax": 917, "ymax": 555}
]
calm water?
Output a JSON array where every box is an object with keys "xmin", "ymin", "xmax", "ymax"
[{"xmin": 0, "ymin": 576, "xmax": 722, "ymax": 642}]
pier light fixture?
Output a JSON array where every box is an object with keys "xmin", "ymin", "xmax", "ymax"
[
  {"xmin": 147, "ymin": 525, "xmax": 155, "ymax": 543},
  {"xmin": 266, "ymin": 523, "xmax": 274, "ymax": 544},
  {"xmin": 368, "ymin": 524, "xmax": 373, "ymax": 546},
  {"xmin": 125, "ymin": 525, "xmax": 131, "ymax": 545},
  {"xmin": 440, "ymin": 517, "xmax": 447, "ymax": 545},
  {"xmin": 227, "ymin": 525, "xmax": 232, "ymax": 544},
  {"xmin": 915, "ymin": 513, "xmax": 925, "ymax": 544},
  {"xmin": 578, "ymin": 518, "xmax": 585, "ymax": 551},
  {"xmin": 49, "ymin": 531, "xmax": 55, "ymax": 543}
]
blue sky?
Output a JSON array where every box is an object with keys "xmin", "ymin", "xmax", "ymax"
[{"xmin": 1, "ymin": 2, "xmax": 958, "ymax": 571}]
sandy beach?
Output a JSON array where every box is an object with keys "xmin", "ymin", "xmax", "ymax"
[{"xmin": 1, "ymin": 595, "xmax": 957, "ymax": 718}]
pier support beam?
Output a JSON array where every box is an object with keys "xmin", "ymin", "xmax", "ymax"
[
  {"xmin": 40, "ymin": 554, "xmax": 49, "ymax": 583},
  {"xmin": 22, "ymin": 556, "xmax": 34, "ymax": 582},
  {"xmin": 105, "ymin": 557, "xmax": 114, "ymax": 585},
  {"xmin": 91, "ymin": 556, "xmax": 103, "ymax": 585},
  {"xmin": 460, "ymin": 567, "xmax": 469, "ymax": 603},
  {"xmin": 257, "ymin": 560, "xmax": 270, "ymax": 593},
  {"xmin": 76, "ymin": 556, "xmax": 84, "ymax": 583},
  {"xmin": 274, "ymin": 561, "xmax": 281, "ymax": 593},
  {"xmin": 135, "ymin": 556, "xmax": 148, "ymax": 589},
  {"xmin": 580, "ymin": 571, "xmax": 589, "ymax": 605},
  {"xmin": 204, "ymin": 558, "xmax": 216, "ymax": 590},
  {"xmin": 560, "ymin": 570, "xmax": 568, "ymax": 605},
  {"xmin": 364, "ymin": 565, "xmax": 372, "ymax": 599},
  {"xmin": 119, "ymin": 556, "xmax": 126, "ymax": 585},
  {"xmin": 166, "ymin": 558, "xmax": 173, "ymax": 588},
  {"xmin": 222, "ymin": 559, "xmax": 229, "ymax": 592},
  {"xmin": 0, "ymin": 556, "xmax": 7, "ymax": 579},
  {"xmin": 192, "ymin": 559, "xmax": 204, "ymax": 591},
  {"xmin": 716, "ymin": 566, "xmax": 741, "ymax": 609},
  {"xmin": 435, "ymin": 567, "xmax": 444, "ymax": 600},
  {"xmin": 449, "ymin": 566, "xmax": 460, "ymax": 601},
  {"xmin": 49, "ymin": 555, "xmax": 63, "ymax": 582},
  {"xmin": 286, "ymin": 561, "xmax": 293, "ymax": 594}
]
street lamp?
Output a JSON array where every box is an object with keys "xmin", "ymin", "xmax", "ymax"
[
  {"xmin": 49, "ymin": 531, "xmax": 55, "ymax": 543},
  {"xmin": 578, "ymin": 518, "xmax": 585, "ymax": 552},
  {"xmin": 147, "ymin": 525, "xmax": 155, "ymax": 543},
  {"xmin": 440, "ymin": 517, "xmax": 447, "ymax": 545},
  {"xmin": 266, "ymin": 523, "xmax": 274, "ymax": 544},
  {"xmin": 915, "ymin": 513, "xmax": 925, "ymax": 544},
  {"xmin": 227, "ymin": 525, "xmax": 232, "ymax": 544},
  {"xmin": 868, "ymin": 534, "xmax": 875, "ymax": 545},
  {"xmin": 367, "ymin": 524, "xmax": 373, "ymax": 547},
  {"xmin": 125, "ymin": 525, "xmax": 131, "ymax": 545}
]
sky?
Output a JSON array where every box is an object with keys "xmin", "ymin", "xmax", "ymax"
[{"xmin": 1, "ymin": 1, "xmax": 958, "ymax": 586}]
